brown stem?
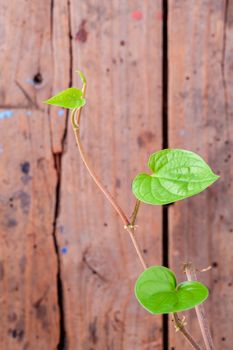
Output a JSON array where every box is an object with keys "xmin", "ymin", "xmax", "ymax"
[
  {"xmin": 129, "ymin": 199, "xmax": 143, "ymax": 266},
  {"xmin": 173, "ymin": 313, "xmax": 203, "ymax": 350},
  {"xmin": 184, "ymin": 263, "xmax": 215, "ymax": 350},
  {"xmin": 71, "ymin": 107, "xmax": 147, "ymax": 270},
  {"xmin": 72, "ymin": 112, "xmax": 129, "ymax": 225},
  {"xmin": 130, "ymin": 199, "xmax": 141, "ymax": 227}
]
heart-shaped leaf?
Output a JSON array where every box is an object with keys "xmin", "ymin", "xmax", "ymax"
[
  {"xmin": 132, "ymin": 149, "xmax": 219, "ymax": 205},
  {"xmin": 135, "ymin": 266, "xmax": 208, "ymax": 314},
  {"xmin": 44, "ymin": 87, "xmax": 86, "ymax": 109}
]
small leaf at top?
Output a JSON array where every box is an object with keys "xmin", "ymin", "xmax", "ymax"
[
  {"xmin": 132, "ymin": 149, "xmax": 219, "ymax": 205},
  {"xmin": 44, "ymin": 88, "xmax": 86, "ymax": 109},
  {"xmin": 135, "ymin": 266, "xmax": 209, "ymax": 314},
  {"xmin": 76, "ymin": 70, "xmax": 87, "ymax": 85}
]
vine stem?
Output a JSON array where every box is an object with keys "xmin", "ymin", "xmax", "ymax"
[
  {"xmin": 70, "ymin": 82, "xmax": 203, "ymax": 349},
  {"xmin": 173, "ymin": 313, "xmax": 203, "ymax": 350},
  {"xmin": 184, "ymin": 263, "xmax": 215, "ymax": 350},
  {"xmin": 71, "ymin": 107, "xmax": 147, "ymax": 270}
]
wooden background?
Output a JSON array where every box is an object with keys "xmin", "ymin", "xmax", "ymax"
[{"xmin": 0, "ymin": 0, "xmax": 232, "ymax": 349}]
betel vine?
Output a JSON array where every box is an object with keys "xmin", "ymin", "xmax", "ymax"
[{"xmin": 44, "ymin": 71, "xmax": 218, "ymax": 350}]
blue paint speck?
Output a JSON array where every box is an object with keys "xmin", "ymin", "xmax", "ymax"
[
  {"xmin": 26, "ymin": 111, "xmax": 32, "ymax": 116},
  {"xmin": 0, "ymin": 110, "xmax": 13, "ymax": 120},
  {"xmin": 61, "ymin": 247, "xmax": 68, "ymax": 254},
  {"xmin": 26, "ymin": 78, "xmax": 34, "ymax": 85},
  {"xmin": 57, "ymin": 109, "xmax": 65, "ymax": 117}
]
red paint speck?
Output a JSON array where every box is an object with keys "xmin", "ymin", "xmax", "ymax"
[{"xmin": 132, "ymin": 11, "xmax": 142, "ymax": 20}]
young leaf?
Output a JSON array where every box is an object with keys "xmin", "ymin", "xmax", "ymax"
[
  {"xmin": 44, "ymin": 88, "xmax": 86, "ymax": 109},
  {"xmin": 76, "ymin": 70, "xmax": 87, "ymax": 85},
  {"xmin": 135, "ymin": 266, "xmax": 208, "ymax": 314},
  {"xmin": 132, "ymin": 149, "xmax": 219, "ymax": 205}
]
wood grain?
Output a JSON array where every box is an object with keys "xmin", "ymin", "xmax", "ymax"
[
  {"xmin": 168, "ymin": 1, "xmax": 233, "ymax": 349},
  {"xmin": 0, "ymin": 0, "xmax": 70, "ymax": 349},
  {"xmin": 55, "ymin": 0, "xmax": 163, "ymax": 349},
  {"xmin": 0, "ymin": 108, "xmax": 59, "ymax": 350},
  {"xmin": 2, "ymin": 0, "xmax": 232, "ymax": 349}
]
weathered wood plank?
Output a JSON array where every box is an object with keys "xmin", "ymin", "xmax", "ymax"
[
  {"xmin": 56, "ymin": 0, "xmax": 163, "ymax": 348},
  {"xmin": 0, "ymin": 110, "xmax": 59, "ymax": 349},
  {"xmin": 0, "ymin": 0, "xmax": 70, "ymax": 348},
  {"xmin": 168, "ymin": 1, "xmax": 233, "ymax": 349}
]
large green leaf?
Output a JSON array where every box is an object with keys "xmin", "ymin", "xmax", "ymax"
[
  {"xmin": 132, "ymin": 149, "xmax": 219, "ymax": 205},
  {"xmin": 44, "ymin": 87, "xmax": 86, "ymax": 109},
  {"xmin": 135, "ymin": 266, "xmax": 208, "ymax": 314}
]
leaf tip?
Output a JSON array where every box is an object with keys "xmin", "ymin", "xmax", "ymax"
[
  {"xmin": 76, "ymin": 70, "xmax": 87, "ymax": 85},
  {"xmin": 212, "ymin": 172, "xmax": 220, "ymax": 183}
]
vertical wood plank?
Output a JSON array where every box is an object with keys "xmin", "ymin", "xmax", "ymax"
[
  {"xmin": 0, "ymin": 110, "xmax": 58, "ymax": 350},
  {"xmin": 56, "ymin": 0, "xmax": 163, "ymax": 348},
  {"xmin": 168, "ymin": 1, "xmax": 233, "ymax": 349},
  {"xmin": 0, "ymin": 0, "xmax": 70, "ymax": 349}
]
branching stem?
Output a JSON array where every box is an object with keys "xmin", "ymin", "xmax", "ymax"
[
  {"xmin": 71, "ymin": 80, "xmax": 148, "ymax": 269},
  {"xmin": 173, "ymin": 313, "xmax": 203, "ymax": 350},
  {"xmin": 70, "ymin": 82, "xmax": 204, "ymax": 350}
]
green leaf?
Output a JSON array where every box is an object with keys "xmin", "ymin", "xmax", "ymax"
[
  {"xmin": 135, "ymin": 266, "xmax": 208, "ymax": 314},
  {"xmin": 44, "ymin": 88, "xmax": 86, "ymax": 109},
  {"xmin": 76, "ymin": 70, "xmax": 87, "ymax": 85},
  {"xmin": 132, "ymin": 149, "xmax": 219, "ymax": 205}
]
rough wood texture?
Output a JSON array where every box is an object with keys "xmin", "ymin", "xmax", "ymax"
[
  {"xmin": 1, "ymin": 0, "xmax": 232, "ymax": 349},
  {"xmin": 0, "ymin": 110, "xmax": 59, "ymax": 350},
  {"xmin": 0, "ymin": 0, "xmax": 163, "ymax": 349},
  {"xmin": 0, "ymin": 0, "xmax": 69, "ymax": 349},
  {"xmin": 55, "ymin": 1, "xmax": 163, "ymax": 349},
  {"xmin": 168, "ymin": 1, "xmax": 233, "ymax": 349}
]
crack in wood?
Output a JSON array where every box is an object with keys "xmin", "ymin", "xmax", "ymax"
[
  {"xmin": 50, "ymin": 1, "xmax": 74, "ymax": 348},
  {"xmin": 50, "ymin": 0, "xmax": 54, "ymax": 45},
  {"xmin": 67, "ymin": 0, "xmax": 73, "ymax": 88},
  {"xmin": 51, "ymin": 113, "xmax": 69, "ymax": 350},
  {"xmin": 162, "ymin": 1, "xmax": 169, "ymax": 350},
  {"xmin": 50, "ymin": 7, "xmax": 67, "ymax": 350},
  {"xmin": 52, "ymin": 151, "xmax": 66, "ymax": 350}
]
